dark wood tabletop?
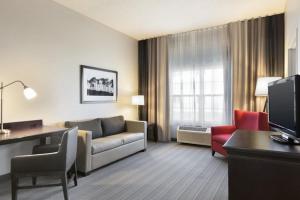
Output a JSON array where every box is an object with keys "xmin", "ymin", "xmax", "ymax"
[
  {"xmin": 224, "ymin": 130, "xmax": 300, "ymax": 159},
  {"xmin": 0, "ymin": 121, "xmax": 67, "ymax": 145}
]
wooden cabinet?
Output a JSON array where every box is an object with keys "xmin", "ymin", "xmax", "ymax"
[{"xmin": 224, "ymin": 130, "xmax": 300, "ymax": 200}]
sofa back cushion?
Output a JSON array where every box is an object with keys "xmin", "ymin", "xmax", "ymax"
[
  {"xmin": 65, "ymin": 119, "xmax": 102, "ymax": 139},
  {"xmin": 101, "ymin": 116, "xmax": 125, "ymax": 136}
]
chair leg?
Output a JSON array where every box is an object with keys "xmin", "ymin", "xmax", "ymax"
[
  {"xmin": 61, "ymin": 174, "xmax": 69, "ymax": 200},
  {"xmin": 32, "ymin": 177, "xmax": 37, "ymax": 186},
  {"xmin": 73, "ymin": 163, "xmax": 78, "ymax": 186},
  {"xmin": 11, "ymin": 175, "xmax": 18, "ymax": 200},
  {"xmin": 212, "ymin": 150, "xmax": 215, "ymax": 156}
]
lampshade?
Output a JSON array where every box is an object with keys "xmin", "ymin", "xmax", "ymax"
[
  {"xmin": 255, "ymin": 77, "xmax": 281, "ymax": 96},
  {"xmin": 132, "ymin": 95, "xmax": 144, "ymax": 105},
  {"xmin": 23, "ymin": 87, "xmax": 37, "ymax": 100}
]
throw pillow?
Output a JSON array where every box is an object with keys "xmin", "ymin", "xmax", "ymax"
[
  {"xmin": 65, "ymin": 118, "xmax": 102, "ymax": 139},
  {"xmin": 101, "ymin": 116, "xmax": 125, "ymax": 136}
]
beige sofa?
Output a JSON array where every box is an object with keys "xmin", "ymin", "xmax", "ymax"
[{"xmin": 65, "ymin": 116, "xmax": 147, "ymax": 175}]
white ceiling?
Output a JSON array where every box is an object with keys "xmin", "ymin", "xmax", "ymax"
[{"xmin": 53, "ymin": 0, "xmax": 287, "ymax": 40}]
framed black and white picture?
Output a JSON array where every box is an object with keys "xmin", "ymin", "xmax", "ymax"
[{"xmin": 80, "ymin": 65, "xmax": 118, "ymax": 103}]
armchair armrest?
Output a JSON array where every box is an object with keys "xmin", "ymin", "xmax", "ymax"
[
  {"xmin": 125, "ymin": 120, "xmax": 147, "ymax": 149},
  {"xmin": 11, "ymin": 152, "xmax": 62, "ymax": 174},
  {"xmin": 211, "ymin": 125, "xmax": 236, "ymax": 136},
  {"xmin": 76, "ymin": 130, "xmax": 92, "ymax": 174}
]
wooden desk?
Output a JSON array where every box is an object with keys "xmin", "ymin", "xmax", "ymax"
[
  {"xmin": 224, "ymin": 130, "xmax": 300, "ymax": 200},
  {"xmin": 0, "ymin": 120, "xmax": 67, "ymax": 145}
]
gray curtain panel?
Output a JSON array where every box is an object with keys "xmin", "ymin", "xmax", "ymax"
[
  {"xmin": 138, "ymin": 37, "xmax": 170, "ymax": 142},
  {"xmin": 138, "ymin": 40, "xmax": 148, "ymax": 121},
  {"xmin": 229, "ymin": 14, "xmax": 284, "ymax": 112}
]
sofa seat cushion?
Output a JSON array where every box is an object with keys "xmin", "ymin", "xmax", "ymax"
[
  {"xmin": 92, "ymin": 135, "xmax": 123, "ymax": 154},
  {"xmin": 119, "ymin": 132, "xmax": 144, "ymax": 144},
  {"xmin": 212, "ymin": 134, "xmax": 231, "ymax": 145}
]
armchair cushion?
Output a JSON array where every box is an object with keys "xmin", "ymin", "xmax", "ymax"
[
  {"xmin": 101, "ymin": 116, "xmax": 125, "ymax": 136},
  {"xmin": 65, "ymin": 118, "xmax": 102, "ymax": 139},
  {"xmin": 212, "ymin": 134, "xmax": 232, "ymax": 144},
  {"xmin": 211, "ymin": 125, "xmax": 236, "ymax": 136}
]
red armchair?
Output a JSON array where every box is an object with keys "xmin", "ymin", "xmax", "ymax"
[{"xmin": 211, "ymin": 110, "xmax": 269, "ymax": 156}]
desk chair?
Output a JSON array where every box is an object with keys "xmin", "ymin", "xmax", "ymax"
[{"xmin": 11, "ymin": 127, "xmax": 78, "ymax": 200}]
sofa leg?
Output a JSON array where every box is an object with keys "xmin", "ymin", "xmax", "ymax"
[
  {"xmin": 32, "ymin": 177, "xmax": 37, "ymax": 186},
  {"xmin": 212, "ymin": 151, "xmax": 215, "ymax": 156},
  {"xmin": 141, "ymin": 149, "xmax": 146, "ymax": 152},
  {"xmin": 77, "ymin": 171, "xmax": 90, "ymax": 177}
]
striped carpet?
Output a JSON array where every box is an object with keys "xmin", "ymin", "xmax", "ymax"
[{"xmin": 0, "ymin": 142, "xmax": 228, "ymax": 200}]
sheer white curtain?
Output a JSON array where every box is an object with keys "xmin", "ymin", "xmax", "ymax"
[{"xmin": 168, "ymin": 25, "xmax": 232, "ymax": 138}]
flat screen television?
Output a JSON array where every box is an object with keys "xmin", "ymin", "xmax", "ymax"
[{"xmin": 268, "ymin": 75, "xmax": 300, "ymax": 143}]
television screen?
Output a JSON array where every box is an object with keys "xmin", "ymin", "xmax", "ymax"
[{"xmin": 269, "ymin": 79, "xmax": 296, "ymax": 133}]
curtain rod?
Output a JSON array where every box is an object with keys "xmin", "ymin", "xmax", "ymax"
[{"xmin": 139, "ymin": 12, "xmax": 284, "ymax": 41}]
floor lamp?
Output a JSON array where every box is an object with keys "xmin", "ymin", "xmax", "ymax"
[
  {"xmin": 255, "ymin": 77, "xmax": 281, "ymax": 112},
  {"xmin": 0, "ymin": 81, "xmax": 37, "ymax": 134}
]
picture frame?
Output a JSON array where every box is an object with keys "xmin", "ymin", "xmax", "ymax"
[{"xmin": 80, "ymin": 65, "xmax": 118, "ymax": 103}]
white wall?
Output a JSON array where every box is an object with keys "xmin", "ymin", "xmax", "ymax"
[
  {"xmin": 0, "ymin": 0, "xmax": 138, "ymax": 175},
  {"xmin": 285, "ymin": 0, "xmax": 300, "ymax": 75}
]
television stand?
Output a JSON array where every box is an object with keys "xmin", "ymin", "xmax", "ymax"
[
  {"xmin": 224, "ymin": 130, "xmax": 300, "ymax": 200},
  {"xmin": 270, "ymin": 134, "xmax": 300, "ymax": 145}
]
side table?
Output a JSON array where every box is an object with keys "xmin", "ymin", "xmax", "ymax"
[{"xmin": 147, "ymin": 123, "xmax": 158, "ymax": 142}]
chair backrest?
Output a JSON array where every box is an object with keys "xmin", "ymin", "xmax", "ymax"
[
  {"xmin": 58, "ymin": 127, "xmax": 78, "ymax": 171},
  {"xmin": 234, "ymin": 110, "xmax": 269, "ymax": 131},
  {"xmin": 258, "ymin": 112, "xmax": 269, "ymax": 131}
]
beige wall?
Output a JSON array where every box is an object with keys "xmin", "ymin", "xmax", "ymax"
[
  {"xmin": 285, "ymin": 0, "xmax": 300, "ymax": 75},
  {"xmin": 0, "ymin": 0, "xmax": 138, "ymax": 175}
]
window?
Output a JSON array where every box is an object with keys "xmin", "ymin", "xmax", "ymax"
[
  {"xmin": 170, "ymin": 66, "xmax": 225, "ymax": 127},
  {"xmin": 168, "ymin": 26, "xmax": 231, "ymax": 138}
]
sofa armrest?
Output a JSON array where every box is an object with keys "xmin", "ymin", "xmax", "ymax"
[
  {"xmin": 211, "ymin": 125, "xmax": 237, "ymax": 136},
  {"xmin": 125, "ymin": 120, "xmax": 147, "ymax": 149},
  {"xmin": 77, "ymin": 130, "xmax": 92, "ymax": 174}
]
